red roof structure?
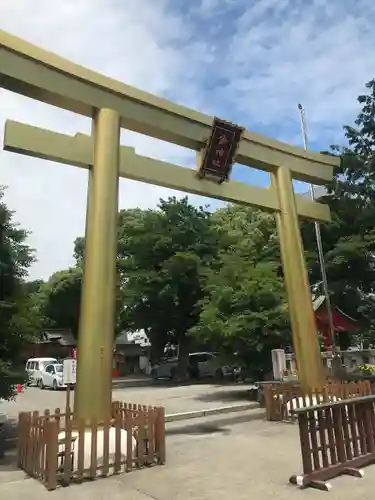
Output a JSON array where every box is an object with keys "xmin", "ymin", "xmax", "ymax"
[{"xmin": 313, "ymin": 295, "xmax": 359, "ymax": 348}]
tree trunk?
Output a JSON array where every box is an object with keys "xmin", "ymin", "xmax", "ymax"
[
  {"xmin": 176, "ymin": 335, "xmax": 190, "ymax": 380},
  {"xmin": 149, "ymin": 330, "xmax": 166, "ymax": 364}
]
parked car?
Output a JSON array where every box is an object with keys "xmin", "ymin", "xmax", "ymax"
[
  {"xmin": 25, "ymin": 357, "xmax": 58, "ymax": 387},
  {"xmin": 220, "ymin": 365, "xmax": 242, "ymax": 380},
  {"xmin": 151, "ymin": 352, "xmax": 221, "ymax": 380},
  {"xmin": 39, "ymin": 363, "xmax": 67, "ymax": 390}
]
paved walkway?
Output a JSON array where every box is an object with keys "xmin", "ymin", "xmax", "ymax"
[
  {"xmin": 0, "ymin": 383, "xmax": 253, "ymax": 420},
  {"xmin": 1, "ymin": 419, "xmax": 375, "ymax": 499}
]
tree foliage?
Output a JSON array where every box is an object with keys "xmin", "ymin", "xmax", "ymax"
[
  {"xmin": 210, "ymin": 205, "xmax": 280, "ymax": 264},
  {"xmin": 117, "ymin": 198, "xmax": 218, "ymax": 364},
  {"xmin": 301, "ymin": 79, "xmax": 375, "ymax": 338},
  {"xmin": 70, "ymin": 202, "xmax": 287, "ymax": 371},
  {"xmin": 191, "ymin": 205, "xmax": 288, "ymax": 376},
  {"xmin": 37, "ymin": 267, "xmax": 83, "ymax": 338},
  {"xmin": 0, "ymin": 187, "xmax": 42, "ymax": 399}
]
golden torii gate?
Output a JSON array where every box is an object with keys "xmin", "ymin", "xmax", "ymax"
[{"xmin": 0, "ymin": 29, "xmax": 339, "ymax": 422}]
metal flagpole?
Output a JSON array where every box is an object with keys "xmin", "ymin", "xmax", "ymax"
[{"xmin": 297, "ymin": 104, "xmax": 338, "ymax": 356}]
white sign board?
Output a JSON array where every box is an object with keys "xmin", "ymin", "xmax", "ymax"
[
  {"xmin": 63, "ymin": 359, "xmax": 77, "ymax": 385},
  {"xmin": 271, "ymin": 349, "xmax": 286, "ymax": 381}
]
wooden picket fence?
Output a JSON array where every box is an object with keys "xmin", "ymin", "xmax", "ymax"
[
  {"xmin": 290, "ymin": 394, "xmax": 375, "ymax": 490},
  {"xmin": 264, "ymin": 380, "xmax": 372, "ymax": 423},
  {"xmin": 17, "ymin": 401, "xmax": 166, "ymax": 490}
]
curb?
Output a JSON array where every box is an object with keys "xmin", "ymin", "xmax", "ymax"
[
  {"xmin": 165, "ymin": 403, "xmax": 258, "ymax": 423},
  {"xmin": 165, "ymin": 407, "xmax": 265, "ymax": 436},
  {"xmin": 112, "ymin": 378, "xmax": 152, "ymax": 387}
]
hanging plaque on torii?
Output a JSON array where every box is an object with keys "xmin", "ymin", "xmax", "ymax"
[{"xmin": 197, "ymin": 117, "xmax": 244, "ymax": 183}]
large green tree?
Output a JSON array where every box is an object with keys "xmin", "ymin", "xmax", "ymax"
[
  {"xmin": 192, "ymin": 205, "xmax": 289, "ymax": 378},
  {"xmin": 210, "ymin": 205, "xmax": 280, "ymax": 265},
  {"xmin": 301, "ymin": 79, "xmax": 375, "ymax": 341},
  {"xmin": 0, "ymin": 187, "xmax": 42, "ymax": 399},
  {"xmin": 37, "ymin": 267, "xmax": 83, "ymax": 338},
  {"xmin": 116, "ymin": 197, "xmax": 218, "ymax": 367}
]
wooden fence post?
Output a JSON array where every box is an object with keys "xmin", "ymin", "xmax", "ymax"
[
  {"xmin": 17, "ymin": 412, "xmax": 27, "ymax": 468},
  {"xmin": 155, "ymin": 407, "xmax": 166, "ymax": 465},
  {"xmin": 45, "ymin": 420, "xmax": 59, "ymax": 491}
]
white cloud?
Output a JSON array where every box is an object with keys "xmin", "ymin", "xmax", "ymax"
[
  {"xmin": 223, "ymin": 0, "xmax": 375, "ymax": 144},
  {"xmin": 0, "ymin": 0, "xmax": 208, "ymax": 279},
  {"xmin": 0, "ymin": 0, "xmax": 374, "ymax": 280}
]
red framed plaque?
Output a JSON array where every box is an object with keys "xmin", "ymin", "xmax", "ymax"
[{"xmin": 197, "ymin": 117, "xmax": 244, "ymax": 183}]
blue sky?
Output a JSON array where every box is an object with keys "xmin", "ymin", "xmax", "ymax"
[{"xmin": 0, "ymin": 0, "xmax": 374, "ymax": 279}]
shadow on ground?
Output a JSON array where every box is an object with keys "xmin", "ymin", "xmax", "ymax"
[
  {"xmin": 166, "ymin": 412, "xmax": 255, "ymax": 436},
  {"xmin": 111, "ymin": 377, "xmax": 242, "ymax": 390},
  {"xmin": 2, "ymin": 418, "xmax": 18, "ymax": 437},
  {"xmin": 0, "ymin": 448, "xmax": 18, "ymax": 472},
  {"xmin": 194, "ymin": 387, "xmax": 254, "ymax": 404},
  {"xmin": 169, "ymin": 423, "xmax": 232, "ymax": 436},
  {"xmin": 0, "ymin": 418, "xmax": 19, "ymax": 454}
]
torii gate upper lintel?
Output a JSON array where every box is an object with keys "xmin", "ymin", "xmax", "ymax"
[{"xmin": 0, "ymin": 29, "xmax": 340, "ymax": 422}]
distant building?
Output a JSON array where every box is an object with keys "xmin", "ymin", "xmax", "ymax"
[
  {"xmin": 22, "ymin": 328, "xmax": 152, "ymax": 377},
  {"xmin": 21, "ymin": 329, "xmax": 76, "ymax": 361},
  {"xmin": 118, "ymin": 330, "xmax": 150, "ymax": 347},
  {"xmin": 313, "ymin": 295, "xmax": 359, "ymax": 350},
  {"xmin": 113, "ymin": 330, "xmax": 151, "ymax": 376}
]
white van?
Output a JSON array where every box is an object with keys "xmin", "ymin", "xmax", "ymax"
[{"xmin": 25, "ymin": 357, "xmax": 58, "ymax": 387}]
